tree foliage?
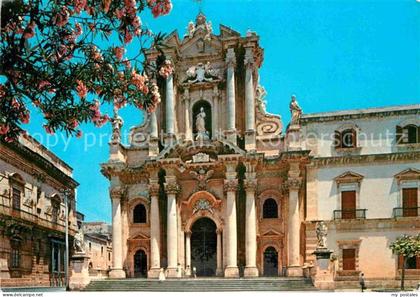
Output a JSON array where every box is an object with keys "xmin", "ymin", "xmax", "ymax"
[
  {"xmin": 390, "ymin": 234, "xmax": 420, "ymax": 259},
  {"xmin": 0, "ymin": 0, "xmax": 174, "ymax": 141}
]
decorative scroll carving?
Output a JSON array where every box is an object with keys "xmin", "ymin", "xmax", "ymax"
[
  {"xmin": 184, "ymin": 62, "xmax": 220, "ymax": 84},
  {"xmin": 255, "ymin": 84, "xmax": 282, "ymax": 137},
  {"xmin": 130, "ymin": 111, "xmax": 150, "ymax": 147},
  {"xmin": 192, "ymin": 152, "xmax": 210, "ymax": 163},
  {"xmin": 223, "ymin": 179, "xmax": 238, "ymax": 192},
  {"xmin": 110, "ymin": 186, "xmax": 124, "ymax": 200},
  {"xmin": 190, "ymin": 167, "xmax": 214, "ymax": 191},
  {"xmin": 225, "ymin": 48, "xmax": 236, "ymax": 67},
  {"xmin": 192, "ymin": 199, "xmax": 214, "ymax": 214}
]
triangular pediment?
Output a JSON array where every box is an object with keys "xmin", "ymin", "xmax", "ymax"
[
  {"xmin": 162, "ymin": 30, "xmax": 181, "ymax": 48},
  {"xmin": 334, "ymin": 171, "xmax": 364, "ymax": 184},
  {"xmin": 261, "ymin": 229, "xmax": 283, "ymax": 237},
  {"xmin": 129, "ymin": 233, "xmax": 149, "ymax": 241},
  {"xmin": 394, "ymin": 168, "xmax": 420, "ymax": 183},
  {"xmin": 180, "ymin": 34, "xmax": 222, "ymax": 57}
]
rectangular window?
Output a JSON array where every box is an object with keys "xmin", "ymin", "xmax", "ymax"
[
  {"xmin": 399, "ymin": 255, "xmax": 420, "ymax": 269},
  {"xmin": 402, "ymin": 188, "xmax": 418, "ymax": 217},
  {"xmin": 12, "ymin": 187, "xmax": 21, "ymax": 210},
  {"xmin": 342, "ymin": 248, "xmax": 356, "ymax": 271},
  {"xmin": 341, "ymin": 190, "xmax": 356, "ymax": 219},
  {"xmin": 11, "ymin": 248, "xmax": 20, "ymax": 268}
]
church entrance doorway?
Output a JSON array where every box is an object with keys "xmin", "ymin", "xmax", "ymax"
[
  {"xmin": 263, "ymin": 246, "xmax": 278, "ymax": 276},
  {"xmin": 191, "ymin": 217, "xmax": 217, "ymax": 276},
  {"xmin": 133, "ymin": 249, "xmax": 147, "ymax": 278}
]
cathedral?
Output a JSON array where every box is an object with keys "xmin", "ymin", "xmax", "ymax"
[{"xmin": 101, "ymin": 13, "xmax": 420, "ymax": 287}]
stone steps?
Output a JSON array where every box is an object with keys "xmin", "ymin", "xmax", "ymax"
[{"xmin": 84, "ymin": 277, "xmax": 316, "ymax": 291}]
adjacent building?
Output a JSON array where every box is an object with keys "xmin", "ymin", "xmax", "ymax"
[{"xmin": 0, "ymin": 134, "xmax": 79, "ymax": 287}]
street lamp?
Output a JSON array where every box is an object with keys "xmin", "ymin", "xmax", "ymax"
[{"xmin": 62, "ymin": 188, "xmax": 71, "ymax": 291}]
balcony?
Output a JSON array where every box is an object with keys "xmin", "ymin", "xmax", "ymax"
[
  {"xmin": 393, "ymin": 207, "xmax": 420, "ymax": 218},
  {"xmin": 333, "ymin": 209, "xmax": 367, "ymax": 220}
]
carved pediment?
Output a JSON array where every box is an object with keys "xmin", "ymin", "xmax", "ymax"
[
  {"xmin": 128, "ymin": 232, "xmax": 149, "ymax": 241},
  {"xmin": 261, "ymin": 229, "xmax": 283, "ymax": 237},
  {"xmin": 394, "ymin": 168, "xmax": 420, "ymax": 184},
  {"xmin": 334, "ymin": 171, "xmax": 364, "ymax": 185}
]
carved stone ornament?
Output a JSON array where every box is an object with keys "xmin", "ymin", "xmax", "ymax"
[
  {"xmin": 184, "ymin": 62, "xmax": 220, "ymax": 84},
  {"xmin": 224, "ymin": 179, "xmax": 238, "ymax": 192},
  {"xmin": 192, "ymin": 153, "xmax": 210, "ymax": 163},
  {"xmin": 192, "ymin": 199, "xmax": 214, "ymax": 214},
  {"xmin": 148, "ymin": 183, "xmax": 160, "ymax": 196},
  {"xmin": 255, "ymin": 82, "xmax": 282, "ymax": 137},
  {"xmin": 165, "ymin": 182, "xmax": 180, "ymax": 195},
  {"xmin": 244, "ymin": 179, "xmax": 257, "ymax": 192},
  {"xmin": 184, "ymin": 12, "xmax": 212, "ymax": 41},
  {"xmin": 110, "ymin": 186, "xmax": 124, "ymax": 200},
  {"xmin": 225, "ymin": 48, "xmax": 236, "ymax": 68},
  {"xmin": 286, "ymin": 178, "xmax": 302, "ymax": 190},
  {"xmin": 190, "ymin": 167, "xmax": 214, "ymax": 191}
]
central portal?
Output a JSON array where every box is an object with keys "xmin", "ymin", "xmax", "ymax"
[{"xmin": 191, "ymin": 217, "xmax": 217, "ymax": 276}]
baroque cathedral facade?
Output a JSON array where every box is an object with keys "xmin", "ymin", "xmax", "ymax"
[{"xmin": 102, "ymin": 13, "xmax": 420, "ymax": 286}]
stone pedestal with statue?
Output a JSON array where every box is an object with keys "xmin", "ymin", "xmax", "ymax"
[
  {"xmin": 69, "ymin": 230, "xmax": 91, "ymax": 290},
  {"xmin": 312, "ymin": 221, "xmax": 335, "ymax": 290}
]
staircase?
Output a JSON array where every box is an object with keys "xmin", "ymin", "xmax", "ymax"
[{"xmin": 83, "ymin": 277, "xmax": 316, "ymax": 291}]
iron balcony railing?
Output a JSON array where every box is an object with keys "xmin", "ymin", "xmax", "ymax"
[
  {"xmin": 333, "ymin": 209, "xmax": 367, "ymax": 220},
  {"xmin": 393, "ymin": 207, "xmax": 420, "ymax": 218}
]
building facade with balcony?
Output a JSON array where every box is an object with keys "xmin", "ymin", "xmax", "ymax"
[
  {"xmin": 0, "ymin": 134, "xmax": 79, "ymax": 287},
  {"xmin": 301, "ymin": 105, "xmax": 420, "ymax": 286}
]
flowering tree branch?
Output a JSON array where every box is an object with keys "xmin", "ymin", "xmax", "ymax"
[{"xmin": 0, "ymin": 0, "xmax": 173, "ymax": 141}]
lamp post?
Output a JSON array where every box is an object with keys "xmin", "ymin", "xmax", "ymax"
[{"xmin": 62, "ymin": 188, "xmax": 71, "ymax": 291}]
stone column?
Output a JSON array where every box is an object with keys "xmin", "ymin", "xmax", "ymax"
[
  {"xmin": 286, "ymin": 161, "xmax": 303, "ymax": 276},
  {"xmin": 185, "ymin": 231, "xmax": 191, "ymax": 276},
  {"xmin": 244, "ymin": 179, "xmax": 258, "ymax": 277},
  {"xmin": 109, "ymin": 187, "xmax": 126, "ymax": 278},
  {"xmin": 165, "ymin": 180, "xmax": 179, "ymax": 277},
  {"xmin": 224, "ymin": 177, "xmax": 239, "ymax": 277},
  {"xmin": 225, "ymin": 48, "xmax": 237, "ymax": 145},
  {"xmin": 212, "ymin": 85, "xmax": 219, "ymax": 140},
  {"xmin": 216, "ymin": 229, "xmax": 223, "ymax": 276},
  {"xmin": 183, "ymin": 88, "xmax": 192, "ymax": 141},
  {"xmin": 244, "ymin": 46, "xmax": 256, "ymax": 151},
  {"xmin": 148, "ymin": 183, "xmax": 161, "ymax": 278},
  {"xmin": 165, "ymin": 62, "xmax": 176, "ymax": 146}
]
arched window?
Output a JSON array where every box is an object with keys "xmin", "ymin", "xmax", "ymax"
[
  {"xmin": 133, "ymin": 203, "xmax": 147, "ymax": 223},
  {"xmin": 263, "ymin": 198, "xmax": 278, "ymax": 219}
]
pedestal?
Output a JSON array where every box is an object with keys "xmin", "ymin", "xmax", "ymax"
[
  {"xmin": 244, "ymin": 267, "xmax": 259, "ymax": 277},
  {"xmin": 147, "ymin": 267, "xmax": 161, "ymax": 278},
  {"xmin": 312, "ymin": 248, "xmax": 335, "ymax": 290},
  {"xmin": 225, "ymin": 130, "xmax": 237, "ymax": 145},
  {"xmin": 148, "ymin": 137, "xmax": 159, "ymax": 157},
  {"xmin": 287, "ymin": 266, "xmax": 303, "ymax": 276},
  {"xmin": 69, "ymin": 253, "xmax": 91, "ymax": 290},
  {"xmin": 166, "ymin": 267, "xmax": 180, "ymax": 278},
  {"xmin": 245, "ymin": 130, "xmax": 256, "ymax": 151},
  {"xmin": 109, "ymin": 268, "xmax": 126, "ymax": 278},
  {"xmin": 164, "ymin": 133, "xmax": 176, "ymax": 147},
  {"xmin": 224, "ymin": 266, "xmax": 239, "ymax": 278}
]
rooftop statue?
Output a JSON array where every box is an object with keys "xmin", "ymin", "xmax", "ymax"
[{"xmin": 289, "ymin": 94, "xmax": 302, "ymax": 126}]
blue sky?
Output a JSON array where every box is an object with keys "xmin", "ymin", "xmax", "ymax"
[{"xmin": 25, "ymin": 0, "xmax": 420, "ymax": 223}]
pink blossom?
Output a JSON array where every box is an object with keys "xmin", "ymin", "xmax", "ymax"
[
  {"xmin": 53, "ymin": 7, "xmax": 70, "ymax": 27},
  {"xmin": 20, "ymin": 111, "xmax": 30, "ymax": 124},
  {"xmin": 76, "ymin": 80, "xmax": 88, "ymax": 98},
  {"xmin": 114, "ymin": 47, "xmax": 126, "ymax": 60},
  {"xmin": 38, "ymin": 80, "xmax": 51, "ymax": 90},
  {"xmin": 76, "ymin": 130, "xmax": 83, "ymax": 138},
  {"xmin": 124, "ymin": 0, "xmax": 137, "ymax": 17},
  {"xmin": 131, "ymin": 70, "xmax": 147, "ymax": 92},
  {"xmin": 74, "ymin": 0, "xmax": 87, "ymax": 14},
  {"xmin": 0, "ymin": 124, "xmax": 10, "ymax": 135},
  {"xmin": 44, "ymin": 125, "xmax": 55, "ymax": 135},
  {"xmin": 68, "ymin": 118, "xmax": 79, "ymax": 129},
  {"xmin": 23, "ymin": 22, "xmax": 36, "ymax": 39},
  {"xmin": 124, "ymin": 31, "xmax": 133, "ymax": 44},
  {"xmin": 115, "ymin": 9, "xmax": 125, "ymax": 19},
  {"xmin": 75, "ymin": 22, "xmax": 83, "ymax": 36},
  {"xmin": 148, "ymin": 0, "xmax": 172, "ymax": 18},
  {"xmin": 122, "ymin": 59, "xmax": 131, "ymax": 69},
  {"xmin": 159, "ymin": 59, "xmax": 173, "ymax": 78}
]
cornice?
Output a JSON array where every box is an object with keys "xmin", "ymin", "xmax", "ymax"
[{"xmin": 311, "ymin": 151, "xmax": 420, "ymax": 167}]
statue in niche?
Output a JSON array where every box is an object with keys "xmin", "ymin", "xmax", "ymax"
[
  {"xmin": 195, "ymin": 107, "xmax": 209, "ymax": 140},
  {"xmin": 289, "ymin": 94, "xmax": 302, "ymax": 126},
  {"xmin": 316, "ymin": 221, "xmax": 328, "ymax": 249}
]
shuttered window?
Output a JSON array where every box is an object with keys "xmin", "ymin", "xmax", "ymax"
[
  {"xmin": 341, "ymin": 191, "xmax": 356, "ymax": 219},
  {"xmin": 398, "ymin": 255, "xmax": 420, "ymax": 269},
  {"xmin": 402, "ymin": 188, "xmax": 418, "ymax": 217},
  {"xmin": 342, "ymin": 249, "xmax": 356, "ymax": 270}
]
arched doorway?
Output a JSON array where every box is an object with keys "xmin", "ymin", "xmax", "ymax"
[
  {"xmin": 263, "ymin": 246, "xmax": 278, "ymax": 277},
  {"xmin": 133, "ymin": 249, "xmax": 147, "ymax": 278},
  {"xmin": 191, "ymin": 217, "xmax": 217, "ymax": 276}
]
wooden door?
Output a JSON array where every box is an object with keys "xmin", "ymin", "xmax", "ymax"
[
  {"xmin": 403, "ymin": 188, "xmax": 418, "ymax": 217},
  {"xmin": 342, "ymin": 249, "xmax": 356, "ymax": 271},
  {"xmin": 341, "ymin": 191, "xmax": 356, "ymax": 219}
]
